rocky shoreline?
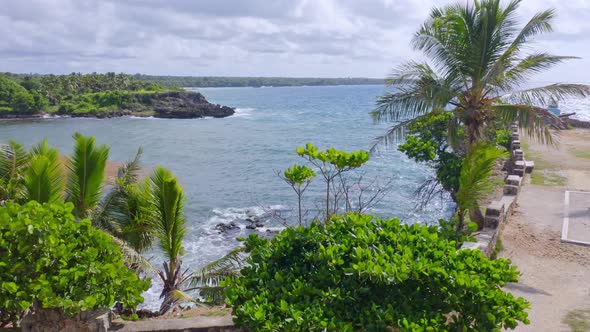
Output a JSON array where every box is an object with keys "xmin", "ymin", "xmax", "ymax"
[{"xmin": 0, "ymin": 91, "xmax": 235, "ymax": 120}]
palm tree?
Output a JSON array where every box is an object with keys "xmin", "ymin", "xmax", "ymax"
[
  {"xmin": 374, "ymin": 0, "xmax": 590, "ymax": 147},
  {"xmin": 147, "ymin": 166, "xmax": 190, "ymax": 314},
  {"xmin": 93, "ymin": 148, "xmax": 152, "ymax": 250},
  {"xmin": 24, "ymin": 140, "xmax": 65, "ymax": 204},
  {"xmin": 455, "ymin": 143, "xmax": 507, "ymax": 230},
  {"xmin": 66, "ymin": 133, "xmax": 109, "ymax": 218}
]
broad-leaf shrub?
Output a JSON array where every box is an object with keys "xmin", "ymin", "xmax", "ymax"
[
  {"xmin": 225, "ymin": 213, "xmax": 529, "ymax": 331},
  {"xmin": 0, "ymin": 202, "xmax": 149, "ymax": 325}
]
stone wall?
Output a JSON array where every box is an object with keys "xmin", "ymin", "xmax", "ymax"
[
  {"xmin": 20, "ymin": 308, "xmax": 111, "ymax": 332},
  {"xmin": 460, "ymin": 123, "xmax": 533, "ymax": 256}
]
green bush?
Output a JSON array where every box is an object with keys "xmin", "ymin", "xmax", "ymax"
[
  {"xmin": 225, "ymin": 213, "xmax": 529, "ymax": 331},
  {"xmin": 0, "ymin": 202, "xmax": 150, "ymax": 326},
  {"xmin": 10, "ymin": 90, "xmax": 36, "ymax": 113},
  {"xmin": 495, "ymin": 129, "xmax": 512, "ymax": 150}
]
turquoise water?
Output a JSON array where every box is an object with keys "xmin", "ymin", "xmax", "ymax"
[{"xmin": 0, "ymin": 85, "xmax": 454, "ymax": 308}]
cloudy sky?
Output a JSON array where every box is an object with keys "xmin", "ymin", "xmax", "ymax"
[{"xmin": 2, "ymin": 0, "xmax": 590, "ymax": 81}]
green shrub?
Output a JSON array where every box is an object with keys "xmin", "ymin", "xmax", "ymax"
[
  {"xmin": 225, "ymin": 213, "xmax": 529, "ymax": 331},
  {"xmin": 10, "ymin": 90, "xmax": 36, "ymax": 113},
  {"xmin": 0, "ymin": 202, "xmax": 150, "ymax": 326},
  {"xmin": 495, "ymin": 129, "xmax": 512, "ymax": 150}
]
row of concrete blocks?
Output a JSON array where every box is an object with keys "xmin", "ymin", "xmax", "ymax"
[{"xmin": 462, "ymin": 124, "xmax": 533, "ymax": 257}]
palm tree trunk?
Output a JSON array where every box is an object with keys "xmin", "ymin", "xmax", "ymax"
[{"xmin": 469, "ymin": 207, "xmax": 485, "ymax": 230}]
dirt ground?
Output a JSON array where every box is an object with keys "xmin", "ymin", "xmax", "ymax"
[{"xmin": 500, "ymin": 129, "xmax": 590, "ymax": 331}]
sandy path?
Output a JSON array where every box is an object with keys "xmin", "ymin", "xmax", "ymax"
[{"xmin": 500, "ymin": 129, "xmax": 590, "ymax": 331}]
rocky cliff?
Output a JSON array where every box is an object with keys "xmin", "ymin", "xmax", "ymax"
[{"xmin": 151, "ymin": 91, "xmax": 235, "ymax": 118}]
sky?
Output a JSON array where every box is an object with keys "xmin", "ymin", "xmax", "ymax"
[{"xmin": 2, "ymin": 0, "xmax": 590, "ymax": 82}]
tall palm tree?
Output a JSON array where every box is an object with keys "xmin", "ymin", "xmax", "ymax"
[
  {"xmin": 147, "ymin": 166, "xmax": 190, "ymax": 314},
  {"xmin": 24, "ymin": 140, "xmax": 65, "ymax": 204},
  {"xmin": 374, "ymin": 0, "xmax": 590, "ymax": 147},
  {"xmin": 66, "ymin": 133, "xmax": 109, "ymax": 218}
]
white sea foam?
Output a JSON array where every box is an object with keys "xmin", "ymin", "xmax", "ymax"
[
  {"xmin": 232, "ymin": 107, "xmax": 255, "ymax": 118},
  {"xmin": 560, "ymin": 98, "xmax": 590, "ymax": 121}
]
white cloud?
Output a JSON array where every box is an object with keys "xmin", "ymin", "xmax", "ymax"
[{"xmin": 0, "ymin": 0, "xmax": 588, "ymax": 82}]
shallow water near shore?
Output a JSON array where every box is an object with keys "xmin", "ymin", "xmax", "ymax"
[{"xmin": 0, "ymin": 84, "xmax": 507, "ymax": 308}]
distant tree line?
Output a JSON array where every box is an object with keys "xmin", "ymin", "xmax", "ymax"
[{"xmin": 132, "ymin": 75, "xmax": 384, "ymax": 88}]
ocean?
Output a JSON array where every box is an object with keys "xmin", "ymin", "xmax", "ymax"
[{"xmin": 1, "ymin": 84, "xmax": 587, "ymax": 309}]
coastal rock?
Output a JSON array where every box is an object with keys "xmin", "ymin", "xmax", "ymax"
[
  {"xmin": 152, "ymin": 91, "xmax": 235, "ymax": 119},
  {"xmin": 215, "ymin": 221, "xmax": 239, "ymax": 233}
]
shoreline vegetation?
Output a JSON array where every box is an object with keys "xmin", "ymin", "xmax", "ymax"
[{"xmin": 0, "ymin": 73, "xmax": 235, "ymax": 120}]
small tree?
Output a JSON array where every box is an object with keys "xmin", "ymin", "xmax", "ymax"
[
  {"xmin": 296, "ymin": 144, "xmax": 369, "ymax": 221},
  {"xmin": 456, "ymin": 143, "xmax": 508, "ymax": 230},
  {"xmin": 225, "ymin": 213, "xmax": 529, "ymax": 331},
  {"xmin": 0, "ymin": 201, "xmax": 149, "ymax": 327},
  {"xmin": 281, "ymin": 165, "xmax": 316, "ymax": 226}
]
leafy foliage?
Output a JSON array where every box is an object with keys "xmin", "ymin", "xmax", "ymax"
[
  {"xmin": 397, "ymin": 110, "xmax": 464, "ymax": 202},
  {"xmin": 0, "ymin": 202, "xmax": 149, "ymax": 326},
  {"xmin": 281, "ymin": 165, "xmax": 316, "ymax": 226},
  {"xmin": 225, "ymin": 213, "xmax": 530, "ymax": 331},
  {"xmin": 296, "ymin": 143, "xmax": 370, "ymax": 220}
]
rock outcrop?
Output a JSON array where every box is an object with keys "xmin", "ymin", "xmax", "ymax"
[{"xmin": 151, "ymin": 91, "xmax": 235, "ymax": 119}]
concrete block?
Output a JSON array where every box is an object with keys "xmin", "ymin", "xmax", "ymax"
[
  {"xmin": 485, "ymin": 216, "xmax": 500, "ymax": 228},
  {"xmin": 513, "ymin": 168, "xmax": 525, "ymax": 177},
  {"xmin": 486, "ymin": 201, "xmax": 505, "ymax": 217},
  {"xmin": 501, "ymin": 195, "xmax": 517, "ymax": 214},
  {"xmin": 525, "ymin": 160, "xmax": 535, "ymax": 173},
  {"xmin": 504, "ymin": 184, "xmax": 519, "ymax": 196},
  {"xmin": 514, "ymin": 160, "xmax": 526, "ymax": 169},
  {"xmin": 511, "ymin": 140, "xmax": 521, "ymax": 149},
  {"xmin": 506, "ymin": 175, "xmax": 522, "ymax": 186}
]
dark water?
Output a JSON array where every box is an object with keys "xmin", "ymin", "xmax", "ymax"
[{"xmin": 0, "ymin": 85, "xmax": 454, "ymax": 308}]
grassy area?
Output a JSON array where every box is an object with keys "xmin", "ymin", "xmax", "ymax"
[
  {"xmin": 200, "ymin": 309, "xmax": 230, "ymax": 317},
  {"xmin": 569, "ymin": 148, "xmax": 590, "ymax": 160},
  {"xmin": 521, "ymin": 139, "xmax": 566, "ymax": 186},
  {"xmin": 563, "ymin": 309, "xmax": 590, "ymax": 332}
]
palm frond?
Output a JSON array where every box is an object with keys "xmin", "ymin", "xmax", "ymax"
[
  {"xmin": 505, "ymin": 84, "xmax": 590, "ymax": 106},
  {"xmin": 66, "ymin": 133, "xmax": 110, "ymax": 218},
  {"xmin": 149, "ymin": 166, "xmax": 187, "ymax": 262},
  {"xmin": 110, "ymin": 234, "xmax": 157, "ymax": 276},
  {"xmin": 506, "ymin": 9, "xmax": 554, "ymax": 55},
  {"xmin": 370, "ymin": 118, "xmax": 417, "ymax": 152},
  {"xmin": 0, "ymin": 141, "xmax": 29, "ymax": 201},
  {"xmin": 188, "ymin": 247, "xmax": 246, "ymax": 305},
  {"xmin": 117, "ymin": 147, "xmax": 144, "ymax": 184},
  {"xmin": 190, "ymin": 248, "xmax": 246, "ymax": 287},
  {"xmin": 456, "ymin": 143, "xmax": 508, "ymax": 213},
  {"xmin": 492, "ymin": 103, "xmax": 562, "ymax": 145},
  {"xmin": 24, "ymin": 140, "xmax": 65, "ymax": 204}
]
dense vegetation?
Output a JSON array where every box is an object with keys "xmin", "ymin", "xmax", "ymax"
[
  {"xmin": 224, "ymin": 213, "xmax": 529, "ymax": 331},
  {"xmin": 0, "ymin": 134, "xmax": 227, "ymax": 326},
  {"xmin": 0, "ymin": 73, "xmax": 164, "ymax": 116},
  {"xmin": 0, "ymin": 201, "xmax": 149, "ymax": 327},
  {"xmin": 133, "ymin": 75, "xmax": 384, "ymax": 88}
]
